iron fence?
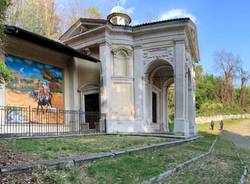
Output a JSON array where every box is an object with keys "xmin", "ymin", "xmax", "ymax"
[{"xmin": 0, "ymin": 106, "xmax": 106, "ymax": 138}]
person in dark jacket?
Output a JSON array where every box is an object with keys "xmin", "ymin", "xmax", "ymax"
[
  {"xmin": 210, "ymin": 120, "xmax": 215, "ymax": 130},
  {"xmin": 220, "ymin": 120, "xmax": 224, "ymax": 130}
]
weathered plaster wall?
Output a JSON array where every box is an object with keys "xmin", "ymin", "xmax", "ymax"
[{"xmin": 77, "ymin": 59, "xmax": 100, "ymax": 89}]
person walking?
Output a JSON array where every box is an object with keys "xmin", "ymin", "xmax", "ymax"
[
  {"xmin": 220, "ymin": 120, "xmax": 224, "ymax": 130},
  {"xmin": 210, "ymin": 120, "xmax": 215, "ymax": 130}
]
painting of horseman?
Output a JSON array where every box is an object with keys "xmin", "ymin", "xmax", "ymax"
[{"xmin": 4, "ymin": 55, "xmax": 64, "ymax": 111}]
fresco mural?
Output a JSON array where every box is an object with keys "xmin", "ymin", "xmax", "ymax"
[{"xmin": 4, "ymin": 55, "xmax": 64, "ymax": 124}]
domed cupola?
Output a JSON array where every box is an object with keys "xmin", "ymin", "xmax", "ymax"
[{"xmin": 107, "ymin": 5, "xmax": 131, "ymax": 25}]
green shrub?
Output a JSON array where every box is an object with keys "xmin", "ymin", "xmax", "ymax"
[{"xmin": 0, "ymin": 59, "xmax": 11, "ymax": 84}]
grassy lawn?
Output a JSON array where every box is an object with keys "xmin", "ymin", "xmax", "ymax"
[
  {"xmin": 162, "ymin": 135, "xmax": 243, "ymax": 184},
  {"xmin": 163, "ymin": 119, "xmax": 250, "ymax": 184},
  {"xmin": 2, "ymin": 119, "xmax": 250, "ymax": 184},
  {"xmin": 0, "ymin": 135, "xmax": 175, "ymax": 161},
  {"xmin": 33, "ymin": 134, "xmax": 214, "ymax": 184}
]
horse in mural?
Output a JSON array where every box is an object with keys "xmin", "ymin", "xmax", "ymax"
[
  {"xmin": 37, "ymin": 93, "xmax": 53, "ymax": 112},
  {"xmin": 29, "ymin": 81, "xmax": 53, "ymax": 113}
]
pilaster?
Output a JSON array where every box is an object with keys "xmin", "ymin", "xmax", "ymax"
[
  {"xmin": 99, "ymin": 43, "xmax": 112, "ymax": 119},
  {"xmin": 72, "ymin": 57, "xmax": 79, "ymax": 110},
  {"xmin": 174, "ymin": 41, "xmax": 189, "ymax": 136},
  {"xmin": 134, "ymin": 46, "xmax": 144, "ymax": 120}
]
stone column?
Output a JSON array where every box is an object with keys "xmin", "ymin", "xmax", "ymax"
[
  {"xmin": 174, "ymin": 41, "xmax": 189, "ymax": 136},
  {"xmin": 99, "ymin": 43, "xmax": 112, "ymax": 122},
  {"xmin": 72, "ymin": 58, "xmax": 79, "ymax": 111},
  {"xmin": 162, "ymin": 87, "xmax": 168, "ymax": 131},
  {"xmin": 134, "ymin": 46, "xmax": 144, "ymax": 120},
  {"xmin": 185, "ymin": 70, "xmax": 189, "ymax": 128},
  {"xmin": 67, "ymin": 58, "xmax": 79, "ymax": 129},
  {"xmin": 144, "ymin": 79, "xmax": 151, "ymax": 122},
  {"xmin": 192, "ymin": 77, "xmax": 197, "ymax": 134},
  {"xmin": 72, "ymin": 58, "xmax": 79, "ymax": 131},
  {"xmin": 188, "ymin": 77, "xmax": 196, "ymax": 135}
]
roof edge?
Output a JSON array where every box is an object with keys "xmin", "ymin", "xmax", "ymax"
[{"xmin": 4, "ymin": 25, "xmax": 100, "ymax": 63}]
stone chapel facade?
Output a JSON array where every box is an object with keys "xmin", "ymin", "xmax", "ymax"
[{"xmin": 60, "ymin": 5, "xmax": 200, "ymax": 137}]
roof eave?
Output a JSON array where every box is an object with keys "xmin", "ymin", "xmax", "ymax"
[{"xmin": 4, "ymin": 25, "xmax": 100, "ymax": 63}]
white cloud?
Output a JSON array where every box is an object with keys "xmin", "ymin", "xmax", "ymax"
[
  {"xmin": 160, "ymin": 9, "xmax": 196, "ymax": 23},
  {"xmin": 119, "ymin": 0, "xmax": 127, "ymax": 6},
  {"xmin": 127, "ymin": 7, "xmax": 135, "ymax": 15}
]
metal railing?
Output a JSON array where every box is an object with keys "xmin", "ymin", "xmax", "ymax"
[{"xmin": 0, "ymin": 106, "xmax": 106, "ymax": 138}]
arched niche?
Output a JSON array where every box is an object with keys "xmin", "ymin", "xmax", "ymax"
[{"xmin": 112, "ymin": 47, "xmax": 133, "ymax": 77}]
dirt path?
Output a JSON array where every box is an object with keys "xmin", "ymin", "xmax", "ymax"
[
  {"xmin": 222, "ymin": 119, "xmax": 250, "ymax": 183},
  {"xmin": 225, "ymin": 119, "xmax": 250, "ymax": 136},
  {"xmin": 223, "ymin": 119, "xmax": 250, "ymax": 151}
]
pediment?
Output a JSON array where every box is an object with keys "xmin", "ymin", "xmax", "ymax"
[
  {"xmin": 60, "ymin": 18, "xmax": 107, "ymax": 41},
  {"xmin": 69, "ymin": 25, "xmax": 89, "ymax": 38}
]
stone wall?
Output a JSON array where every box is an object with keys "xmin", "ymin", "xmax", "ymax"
[{"xmin": 196, "ymin": 114, "xmax": 250, "ymax": 124}]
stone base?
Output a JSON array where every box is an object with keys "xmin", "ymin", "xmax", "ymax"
[
  {"xmin": 174, "ymin": 118, "xmax": 190, "ymax": 137},
  {"xmin": 105, "ymin": 119, "xmax": 161, "ymax": 133}
]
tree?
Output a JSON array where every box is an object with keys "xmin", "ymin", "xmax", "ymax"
[
  {"xmin": 0, "ymin": 0, "xmax": 11, "ymax": 52},
  {"xmin": 7, "ymin": 0, "xmax": 60, "ymax": 39},
  {"xmin": 214, "ymin": 50, "xmax": 240, "ymax": 107},
  {"xmin": 0, "ymin": 0, "xmax": 11, "ymax": 84},
  {"xmin": 60, "ymin": 1, "xmax": 103, "ymax": 31},
  {"xmin": 195, "ymin": 74, "xmax": 220, "ymax": 111},
  {"xmin": 84, "ymin": 7, "xmax": 102, "ymax": 19},
  {"xmin": 7, "ymin": 0, "xmax": 104, "ymax": 38},
  {"xmin": 195, "ymin": 64, "xmax": 203, "ymax": 78},
  {"xmin": 239, "ymin": 67, "xmax": 250, "ymax": 107},
  {"xmin": 0, "ymin": 61, "xmax": 11, "ymax": 84},
  {"xmin": 62, "ymin": 0, "xmax": 83, "ymax": 30}
]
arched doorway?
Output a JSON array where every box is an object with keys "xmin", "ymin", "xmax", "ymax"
[
  {"xmin": 166, "ymin": 83, "xmax": 175, "ymax": 132},
  {"xmin": 144, "ymin": 60, "xmax": 174, "ymax": 132}
]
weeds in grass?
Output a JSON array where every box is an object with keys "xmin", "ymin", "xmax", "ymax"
[
  {"xmin": 0, "ymin": 136, "xmax": 173, "ymax": 161},
  {"xmin": 163, "ymin": 134, "xmax": 243, "ymax": 184},
  {"xmin": 86, "ymin": 135, "xmax": 214, "ymax": 184},
  {"xmin": 43, "ymin": 172, "xmax": 66, "ymax": 184},
  {"xmin": 68, "ymin": 168, "xmax": 81, "ymax": 183}
]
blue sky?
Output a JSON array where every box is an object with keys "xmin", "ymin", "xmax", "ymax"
[
  {"xmin": 58, "ymin": 0, "xmax": 250, "ymax": 74},
  {"xmin": 5, "ymin": 55, "xmax": 63, "ymax": 80}
]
